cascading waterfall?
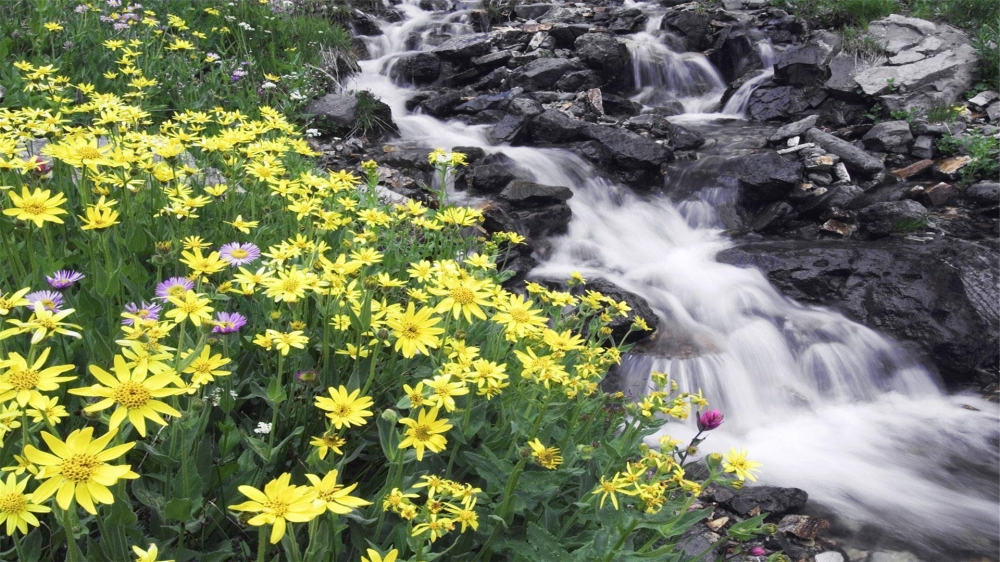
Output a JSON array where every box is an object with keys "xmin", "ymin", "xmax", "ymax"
[
  {"xmin": 722, "ymin": 40, "xmax": 776, "ymax": 115},
  {"xmin": 347, "ymin": 0, "xmax": 999, "ymax": 557}
]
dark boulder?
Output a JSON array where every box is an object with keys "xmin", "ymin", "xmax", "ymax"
[
  {"xmin": 454, "ymin": 89, "xmax": 521, "ymax": 114},
  {"xmin": 389, "ymin": 53, "xmax": 441, "ymax": 85},
  {"xmin": 856, "ymin": 200, "xmax": 927, "ymax": 239},
  {"xmin": 530, "ymin": 110, "xmax": 587, "ymax": 143},
  {"xmin": 963, "ymin": 182, "xmax": 1000, "ymax": 207},
  {"xmin": 582, "ymin": 125, "xmax": 673, "ymax": 187},
  {"xmin": 514, "ymin": 3, "xmax": 553, "ymax": 20},
  {"xmin": 471, "ymin": 50, "xmax": 513, "ymax": 70},
  {"xmin": 601, "ymin": 94, "xmax": 643, "ymax": 118},
  {"xmin": 769, "ymin": 114, "xmax": 820, "ymax": 143},
  {"xmin": 747, "ymin": 86, "xmax": 812, "ymax": 122},
  {"xmin": 471, "ymin": 164, "xmax": 519, "ymax": 194},
  {"xmin": 419, "ymin": 91, "xmax": 464, "ymax": 118},
  {"xmin": 661, "ymin": 10, "xmax": 712, "ymax": 52},
  {"xmin": 554, "ymin": 70, "xmax": 603, "ymax": 92},
  {"xmin": 794, "ymin": 184, "xmax": 864, "ymax": 219},
  {"xmin": 574, "ymin": 32, "xmax": 631, "ymax": 83},
  {"xmin": 713, "ymin": 486, "xmax": 809, "ymax": 517},
  {"xmin": 717, "ymin": 237, "xmax": 999, "ymax": 385},
  {"xmin": 773, "ymin": 32, "xmax": 840, "ymax": 87},
  {"xmin": 707, "ymin": 26, "xmax": 758, "ymax": 84},
  {"xmin": 803, "ymin": 128, "xmax": 885, "ymax": 176},
  {"xmin": 733, "ymin": 151, "xmax": 803, "ymax": 209},
  {"xmin": 490, "ymin": 114, "xmax": 530, "ymax": 144},
  {"xmin": 750, "ymin": 201, "xmax": 796, "ymax": 233},
  {"xmin": 433, "ymin": 33, "xmax": 496, "ymax": 61},
  {"xmin": 565, "ymin": 140, "xmax": 614, "ymax": 169},
  {"xmin": 305, "ymin": 92, "xmax": 398, "ymax": 140},
  {"xmin": 862, "ymin": 121, "xmax": 913, "ymax": 153},
  {"xmin": 511, "ymin": 57, "xmax": 585, "ymax": 91},
  {"xmin": 499, "ymin": 180, "xmax": 573, "ymax": 207},
  {"xmin": 512, "ymin": 203, "xmax": 573, "ymax": 238}
]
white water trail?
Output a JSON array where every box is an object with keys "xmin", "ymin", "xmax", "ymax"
[
  {"xmin": 722, "ymin": 40, "xmax": 776, "ymax": 116},
  {"xmin": 348, "ymin": 2, "xmax": 1000, "ymax": 557}
]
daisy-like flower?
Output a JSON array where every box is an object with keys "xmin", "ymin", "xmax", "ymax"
[
  {"xmin": 0, "ymin": 288, "xmax": 30, "ymax": 315},
  {"xmin": 133, "ymin": 543, "xmax": 174, "ymax": 562},
  {"xmin": 0, "ymin": 347, "xmax": 76, "ymax": 407},
  {"xmin": 211, "ymin": 311, "xmax": 247, "ymax": 333},
  {"xmin": 314, "ymin": 386, "xmax": 374, "ymax": 429},
  {"xmin": 219, "ymin": 242, "xmax": 260, "ymax": 266},
  {"xmin": 25, "ymin": 290, "xmax": 64, "ymax": 312},
  {"xmin": 3, "ymin": 187, "xmax": 68, "ymax": 227},
  {"xmin": 122, "ymin": 301, "xmax": 162, "ymax": 326},
  {"xmin": 1, "ymin": 303, "xmax": 82, "ymax": 344},
  {"xmin": 310, "ymin": 433, "xmax": 346, "ymax": 460},
  {"xmin": 0, "ymin": 473, "xmax": 51, "ymax": 535},
  {"xmin": 24, "ymin": 427, "xmax": 138, "ymax": 515},
  {"xmin": 398, "ymin": 406, "xmax": 452, "ymax": 461},
  {"xmin": 265, "ymin": 329, "xmax": 308, "ymax": 356},
  {"xmin": 68, "ymin": 354, "xmax": 184, "ymax": 437},
  {"xmin": 45, "ymin": 270, "xmax": 85, "ymax": 290},
  {"xmin": 225, "ymin": 214, "xmax": 259, "ymax": 234},
  {"xmin": 155, "ymin": 277, "xmax": 194, "ymax": 300},
  {"xmin": 180, "ymin": 345, "xmax": 231, "ymax": 387},
  {"xmin": 180, "ymin": 247, "xmax": 226, "ymax": 277},
  {"xmin": 723, "ymin": 448, "xmax": 762, "ymax": 482},
  {"xmin": 428, "ymin": 276, "xmax": 493, "ymax": 323},
  {"xmin": 386, "ymin": 303, "xmax": 445, "ymax": 359},
  {"xmin": 527, "ymin": 438, "xmax": 563, "ymax": 470},
  {"xmin": 361, "ymin": 548, "xmax": 399, "ymax": 562},
  {"xmin": 304, "ymin": 470, "xmax": 372, "ymax": 514},
  {"xmin": 229, "ymin": 473, "xmax": 325, "ymax": 544},
  {"xmin": 165, "ymin": 290, "xmax": 214, "ymax": 327}
]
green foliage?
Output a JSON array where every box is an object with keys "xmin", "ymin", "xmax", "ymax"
[
  {"xmin": 480, "ymin": 0, "xmax": 522, "ymax": 29},
  {"xmin": 889, "ymin": 107, "xmax": 921, "ymax": 123},
  {"xmin": 893, "ymin": 217, "xmax": 929, "ymax": 233},
  {"xmin": 771, "ymin": 0, "xmax": 899, "ymax": 28},
  {"xmin": 841, "ymin": 26, "xmax": 889, "ymax": 61}
]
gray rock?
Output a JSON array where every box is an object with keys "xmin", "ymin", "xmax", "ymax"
[
  {"xmin": 750, "ymin": 201, "xmax": 796, "ymax": 233},
  {"xmin": 508, "ymin": 97, "xmax": 544, "ymax": 117},
  {"xmin": 471, "ymin": 164, "xmax": 519, "ymax": 193},
  {"xmin": 530, "ymin": 110, "xmax": 586, "ymax": 143},
  {"xmin": 824, "ymin": 54, "xmax": 864, "ymax": 100},
  {"xmin": 911, "ymin": 135, "xmax": 933, "ymax": 159},
  {"xmin": 490, "ymin": 114, "xmax": 530, "ymax": 144},
  {"xmin": 471, "ymin": 50, "xmax": 513, "ymax": 69},
  {"xmin": 306, "ymin": 92, "xmax": 398, "ymax": 139},
  {"xmin": 514, "ymin": 3, "xmax": 553, "ymax": 20},
  {"xmin": 389, "ymin": 52, "xmax": 441, "ymax": 85},
  {"xmin": 581, "ymin": 124, "xmax": 673, "ymax": 180},
  {"xmin": 913, "ymin": 120, "xmax": 965, "ymax": 135},
  {"xmin": 455, "ymin": 89, "xmax": 521, "ymax": 114},
  {"xmin": 862, "ymin": 121, "xmax": 913, "ymax": 153},
  {"xmin": 963, "ymin": 182, "xmax": 1000, "ymax": 206},
  {"xmin": 769, "ymin": 115, "xmax": 820, "ymax": 142},
  {"xmin": 866, "ymin": 551, "xmax": 923, "ymax": 562},
  {"xmin": 661, "ymin": 10, "xmax": 712, "ymax": 52},
  {"xmin": 803, "ymin": 128, "xmax": 884, "ymax": 176},
  {"xmin": 856, "ymin": 200, "xmax": 927, "ymax": 238},
  {"xmin": 796, "ymin": 184, "xmax": 864, "ymax": 218},
  {"xmin": 511, "ymin": 57, "xmax": 585, "ymax": 91},
  {"xmin": 987, "ymin": 102, "xmax": 1000, "ymax": 122},
  {"xmin": 677, "ymin": 531, "xmax": 721, "ymax": 559},
  {"xmin": 511, "ymin": 202, "xmax": 572, "ymax": 238},
  {"xmin": 433, "ymin": 33, "xmax": 496, "ymax": 61},
  {"xmin": 715, "ymin": 486, "xmax": 809, "ymax": 516},
  {"xmin": 734, "ymin": 152, "xmax": 804, "ymax": 208},
  {"xmin": 499, "ymin": 180, "xmax": 573, "ymax": 207},
  {"xmin": 815, "ymin": 553, "xmax": 846, "ymax": 562},
  {"xmin": 774, "ymin": 32, "xmax": 840, "ymax": 86},
  {"xmin": 419, "ymin": 91, "xmax": 463, "ymax": 118},
  {"xmin": 553, "ymin": 70, "xmax": 602, "ymax": 92},
  {"xmin": 968, "ymin": 90, "xmax": 999, "ymax": 108},
  {"xmin": 574, "ymin": 32, "xmax": 631, "ymax": 83},
  {"xmin": 748, "ymin": 86, "xmax": 812, "ymax": 121}
]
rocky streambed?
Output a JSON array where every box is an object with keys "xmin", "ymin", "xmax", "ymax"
[{"xmin": 302, "ymin": 0, "xmax": 1000, "ymax": 559}]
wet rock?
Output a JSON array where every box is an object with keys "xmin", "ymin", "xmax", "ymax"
[
  {"xmin": 769, "ymin": 115, "xmax": 820, "ymax": 143},
  {"xmin": 678, "ymin": 531, "xmax": 721, "ymax": 559},
  {"xmin": 968, "ymin": 90, "xmax": 999, "ymax": 108},
  {"xmin": 508, "ymin": 97, "xmax": 544, "ymax": 117},
  {"xmin": 565, "ymin": 140, "xmax": 613, "ymax": 169},
  {"xmin": 825, "ymin": 54, "xmax": 863, "ymax": 100},
  {"xmin": 601, "ymin": 94, "xmax": 643, "ymax": 118},
  {"xmin": 554, "ymin": 70, "xmax": 603, "ymax": 92},
  {"xmin": 530, "ymin": 109, "xmax": 586, "ymax": 143},
  {"xmin": 821, "ymin": 218, "xmax": 857, "ymax": 236},
  {"xmin": 608, "ymin": 7, "xmax": 647, "ymax": 34},
  {"xmin": 963, "ymin": 182, "xmax": 1000, "ymax": 206},
  {"xmin": 862, "ymin": 121, "xmax": 913, "ymax": 153},
  {"xmin": 778, "ymin": 514, "xmax": 830, "ymax": 540},
  {"xmin": 714, "ymin": 486, "xmax": 809, "ymax": 516},
  {"xmin": 514, "ymin": 3, "xmax": 553, "ymax": 20},
  {"xmin": 624, "ymin": 114, "xmax": 706, "ymax": 150},
  {"xmin": 933, "ymin": 155, "xmax": 970, "ymax": 181},
  {"xmin": 471, "ymin": 50, "xmax": 513, "ymax": 69},
  {"xmin": 468, "ymin": 109, "xmax": 506, "ymax": 125},
  {"xmin": 389, "ymin": 52, "xmax": 441, "ymax": 85},
  {"xmin": 748, "ymin": 86, "xmax": 812, "ymax": 122},
  {"xmin": 581, "ymin": 124, "xmax": 673, "ymax": 186},
  {"xmin": 774, "ymin": 31, "xmax": 840, "ymax": 87},
  {"xmin": 891, "ymin": 159, "xmax": 933, "ymax": 180},
  {"xmin": 661, "ymin": 10, "xmax": 712, "ymax": 52},
  {"xmin": 921, "ymin": 182, "xmax": 958, "ymax": 207},
  {"xmin": 867, "ymin": 551, "xmax": 922, "ymax": 562},
  {"xmin": 856, "ymin": 200, "xmax": 927, "ymax": 238},
  {"xmin": 750, "ymin": 201, "xmax": 796, "ymax": 233},
  {"xmin": 574, "ymin": 32, "xmax": 631, "ymax": 84},
  {"xmin": 419, "ymin": 91, "xmax": 464, "ymax": 118},
  {"xmin": 511, "ymin": 202, "xmax": 573, "ymax": 238},
  {"xmin": 913, "ymin": 120, "xmax": 965, "ymax": 136},
  {"xmin": 718, "ymin": 236, "xmax": 999, "ymax": 384},
  {"xmin": 305, "ymin": 92, "xmax": 398, "ymax": 140},
  {"xmin": 803, "ymin": 128, "xmax": 884, "ymax": 176},
  {"xmin": 511, "ymin": 57, "xmax": 585, "ymax": 91},
  {"xmin": 708, "ymin": 27, "xmax": 759, "ymax": 84},
  {"xmin": 471, "ymin": 164, "xmax": 519, "ymax": 194},
  {"xmin": 433, "ymin": 32, "xmax": 496, "ymax": 61},
  {"xmin": 795, "ymin": 184, "xmax": 864, "ymax": 219},
  {"xmin": 585, "ymin": 278, "xmax": 659, "ymax": 344},
  {"xmin": 734, "ymin": 151, "xmax": 804, "ymax": 209},
  {"xmin": 911, "ymin": 135, "xmax": 933, "ymax": 160},
  {"xmin": 490, "ymin": 114, "xmax": 530, "ymax": 144},
  {"xmin": 499, "ymin": 180, "xmax": 573, "ymax": 207}
]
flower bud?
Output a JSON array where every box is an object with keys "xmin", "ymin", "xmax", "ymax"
[
  {"xmin": 686, "ymin": 445, "xmax": 698, "ymax": 456},
  {"xmin": 731, "ymin": 479, "xmax": 745, "ymax": 490},
  {"xmin": 760, "ymin": 523, "xmax": 778, "ymax": 536},
  {"xmin": 381, "ymin": 409, "xmax": 398, "ymax": 423},
  {"xmin": 749, "ymin": 546, "xmax": 766, "ymax": 556},
  {"xmin": 376, "ymin": 328, "xmax": 390, "ymax": 341},
  {"xmin": 296, "ymin": 370, "xmax": 318, "ymax": 384},
  {"xmin": 697, "ymin": 409, "xmax": 724, "ymax": 431}
]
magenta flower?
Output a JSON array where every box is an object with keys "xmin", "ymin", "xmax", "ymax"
[
  {"xmin": 46, "ymin": 270, "xmax": 85, "ymax": 290},
  {"xmin": 219, "ymin": 242, "xmax": 260, "ymax": 266},
  {"xmin": 697, "ymin": 409, "xmax": 724, "ymax": 431},
  {"xmin": 155, "ymin": 276, "xmax": 194, "ymax": 300},
  {"xmin": 212, "ymin": 311, "xmax": 247, "ymax": 334},
  {"xmin": 749, "ymin": 546, "xmax": 766, "ymax": 556},
  {"xmin": 122, "ymin": 301, "xmax": 162, "ymax": 325},
  {"xmin": 26, "ymin": 290, "xmax": 64, "ymax": 312}
]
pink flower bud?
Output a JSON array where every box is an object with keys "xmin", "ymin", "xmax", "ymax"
[
  {"xmin": 697, "ymin": 409, "xmax": 724, "ymax": 431},
  {"xmin": 749, "ymin": 546, "xmax": 766, "ymax": 556}
]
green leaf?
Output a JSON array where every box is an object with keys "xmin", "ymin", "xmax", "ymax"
[
  {"xmin": 165, "ymin": 498, "xmax": 194, "ymax": 522},
  {"xmin": 266, "ymin": 375, "xmax": 287, "ymax": 405},
  {"xmin": 377, "ymin": 411, "xmax": 400, "ymax": 462}
]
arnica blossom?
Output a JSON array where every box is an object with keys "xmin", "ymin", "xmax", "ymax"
[
  {"xmin": 69, "ymin": 354, "xmax": 184, "ymax": 437},
  {"xmin": 133, "ymin": 543, "xmax": 175, "ymax": 562},
  {"xmin": 527, "ymin": 438, "xmax": 563, "ymax": 470},
  {"xmin": 122, "ymin": 301, "xmax": 162, "ymax": 325},
  {"xmin": 212, "ymin": 311, "xmax": 247, "ymax": 333},
  {"xmin": 398, "ymin": 406, "xmax": 452, "ymax": 461},
  {"xmin": 25, "ymin": 290, "xmax": 64, "ymax": 312},
  {"xmin": 3, "ymin": 187, "xmax": 68, "ymax": 227},
  {"xmin": 304, "ymin": 470, "xmax": 372, "ymax": 514},
  {"xmin": 723, "ymin": 448, "xmax": 762, "ymax": 482},
  {"xmin": 0, "ymin": 288, "xmax": 30, "ymax": 315},
  {"xmin": 46, "ymin": 270, "xmax": 85, "ymax": 290},
  {"xmin": 386, "ymin": 303, "xmax": 444, "ymax": 359},
  {"xmin": 155, "ymin": 277, "xmax": 194, "ymax": 300},
  {"xmin": 219, "ymin": 242, "xmax": 261, "ymax": 266},
  {"xmin": 0, "ymin": 347, "xmax": 76, "ymax": 407},
  {"xmin": 314, "ymin": 386, "xmax": 374, "ymax": 429},
  {"xmin": 2, "ymin": 303, "xmax": 83, "ymax": 344},
  {"xmin": 0, "ymin": 473, "xmax": 50, "ymax": 535},
  {"xmin": 361, "ymin": 548, "xmax": 399, "ymax": 562},
  {"xmin": 309, "ymin": 433, "xmax": 346, "ymax": 460},
  {"xmin": 165, "ymin": 290, "xmax": 214, "ymax": 327},
  {"xmin": 229, "ymin": 473, "xmax": 325, "ymax": 544},
  {"xmin": 24, "ymin": 427, "xmax": 138, "ymax": 515}
]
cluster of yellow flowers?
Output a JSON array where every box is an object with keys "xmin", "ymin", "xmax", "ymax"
[{"xmin": 383, "ymin": 475, "xmax": 481, "ymax": 543}]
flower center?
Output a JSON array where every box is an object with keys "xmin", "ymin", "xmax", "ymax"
[
  {"xmin": 333, "ymin": 404, "xmax": 353, "ymax": 418},
  {"xmin": 113, "ymin": 381, "xmax": 151, "ymax": 408},
  {"xmin": 450, "ymin": 287, "xmax": 474, "ymax": 305},
  {"xmin": 413, "ymin": 424, "xmax": 431, "ymax": 441},
  {"xmin": 168, "ymin": 286, "xmax": 187, "ymax": 298},
  {"xmin": 264, "ymin": 499, "xmax": 289, "ymax": 517},
  {"xmin": 282, "ymin": 279, "xmax": 301, "ymax": 293},
  {"xmin": 229, "ymin": 248, "xmax": 249, "ymax": 259},
  {"xmin": 62, "ymin": 454, "xmax": 100, "ymax": 482},
  {"xmin": 8, "ymin": 368, "xmax": 39, "ymax": 390},
  {"xmin": 77, "ymin": 147, "xmax": 101, "ymax": 160},
  {"xmin": 23, "ymin": 202, "xmax": 47, "ymax": 216},
  {"xmin": 0, "ymin": 492, "xmax": 27, "ymax": 514},
  {"xmin": 510, "ymin": 309, "xmax": 530, "ymax": 322},
  {"xmin": 401, "ymin": 323, "xmax": 419, "ymax": 339}
]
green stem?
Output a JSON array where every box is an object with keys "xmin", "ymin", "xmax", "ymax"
[
  {"xmin": 602, "ymin": 518, "xmax": 639, "ymax": 562},
  {"xmin": 256, "ymin": 525, "xmax": 268, "ymax": 562},
  {"xmin": 268, "ymin": 354, "xmax": 284, "ymax": 451},
  {"xmin": 61, "ymin": 507, "xmax": 82, "ymax": 562}
]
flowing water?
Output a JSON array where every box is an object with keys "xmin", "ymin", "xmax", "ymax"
[{"xmin": 348, "ymin": 1, "xmax": 1000, "ymax": 557}]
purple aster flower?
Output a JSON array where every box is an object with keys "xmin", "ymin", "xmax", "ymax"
[
  {"xmin": 212, "ymin": 311, "xmax": 247, "ymax": 334},
  {"xmin": 26, "ymin": 290, "xmax": 64, "ymax": 312},
  {"xmin": 155, "ymin": 276, "xmax": 194, "ymax": 300},
  {"xmin": 219, "ymin": 242, "xmax": 260, "ymax": 266},
  {"xmin": 122, "ymin": 301, "xmax": 162, "ymax": 325},
  {"xmin": 46, "ymin": 270, "xmax": 85, "ymax": 290}
]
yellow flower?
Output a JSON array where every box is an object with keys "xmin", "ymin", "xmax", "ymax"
[
  {"xmin": 266, "ymin": 329, "xmax": 308, "ymax": 356},
  {"xmin": 25, "ymin": 427, "xmax": 137, "ymax": 515},
  {"xmin": 0, "ymin": 473, "xmax": 50, "ymax": 535},
  {"xmin": 428, "ymin": 276, "xmax": 492, "ymax": 323},
  {"xmin": 304, "ymin": 470, "xmax": 372, "ymax": 514},
  {"xmin": 314, "ymin": 386, "xmax": 374, "ymax": 429},
  {"xmin": 26, "ymin": 394, "xmax": 69, "ymax": 426},
  {"xmin": 0, "ymin": 347, "xmax": 76, "ymax": 407},
  {"xmin": 69, "ymin": 354, "xmax": 183, "ymax": 437},
  {"xmin": 361, "ymin": 548, "xmax": 399, "ymax": 562},
  {"xmin": 230, "ymin": 473, "xmax": 325, "ymax": 544},
  {"xmin": 422, "ymin": 374, "xmax": 468, "ymax": 413},
  {"xmin": 309, "ymin": 433, "xmax": 346, "ymax": 460},
  {"xmin": 0, "ymin": 288, "xmax": 30, "ymax": 315},
  {"xmin": 492, "ymin": 293, "xmax": 547, "ymax": 339},
  {"xmin": 527, "ymin": 438, "xmax": 563, "ymax": 470},
  {"xmin": 723, "ymin": 448, "xmax": 762, "ymax": 482},
  {"xmin": 386, "ymin": 303, "xmax": 444, "ymax": 359},
  {"xmin": 165, "ymin": 290, "xmax": 214, "ymax": 327},
  {"xmin": 181, "ymin": 345, "xmax": 231, "ymax": 387},
  {"xmin": 225, "ymin": 214, "xmax": 259, "ymax": 233},
  {"xmin": 591, "ymin": 475, "xmax": 636, "ymax": 510},
  {"xmin": 262, "ymin": 266, "xmax": 312, "ymax": 303},
  {"xmin": 3, "ymin": 187, "xmax": 68, "ymax": 227},
  {"xmin": 181, "ymin": 236, "xmax": 211, "ymax": 250},
  {"xmin": 166, "ymin": 38, "xmax": 195, "ymax": 51},
  {"xmin": 42, "ymin": 136, "xmax": 116, "ymax": 172},
  {"xmin": 444, "ymin": 503, "xmax": 479, "ymax": 532},
  {"xmin": 133, "ymin": 542, "xmax": 174, "ymax": 562},
  {"xmin": 43, "ymin": 22, "xmax": 64, "ymax": 32},
  {"xmin": 398, "ymin": 406, "xmax": 452, "ymax": 461},
  {"xmin": 79, "ymin": 204, "xmax": 121, "ymax": 230},
  {"xmin": 411, "ymin": 514, "xmax": 453, "ymax": 543},
  {"xmin": 180, "ymin": 247, "xmax": 226, "ymax": 277}
]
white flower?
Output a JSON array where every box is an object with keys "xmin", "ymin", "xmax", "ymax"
[{"xmin": 254, "ymin": 422, "xmax": 272, "ymax": 435}]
